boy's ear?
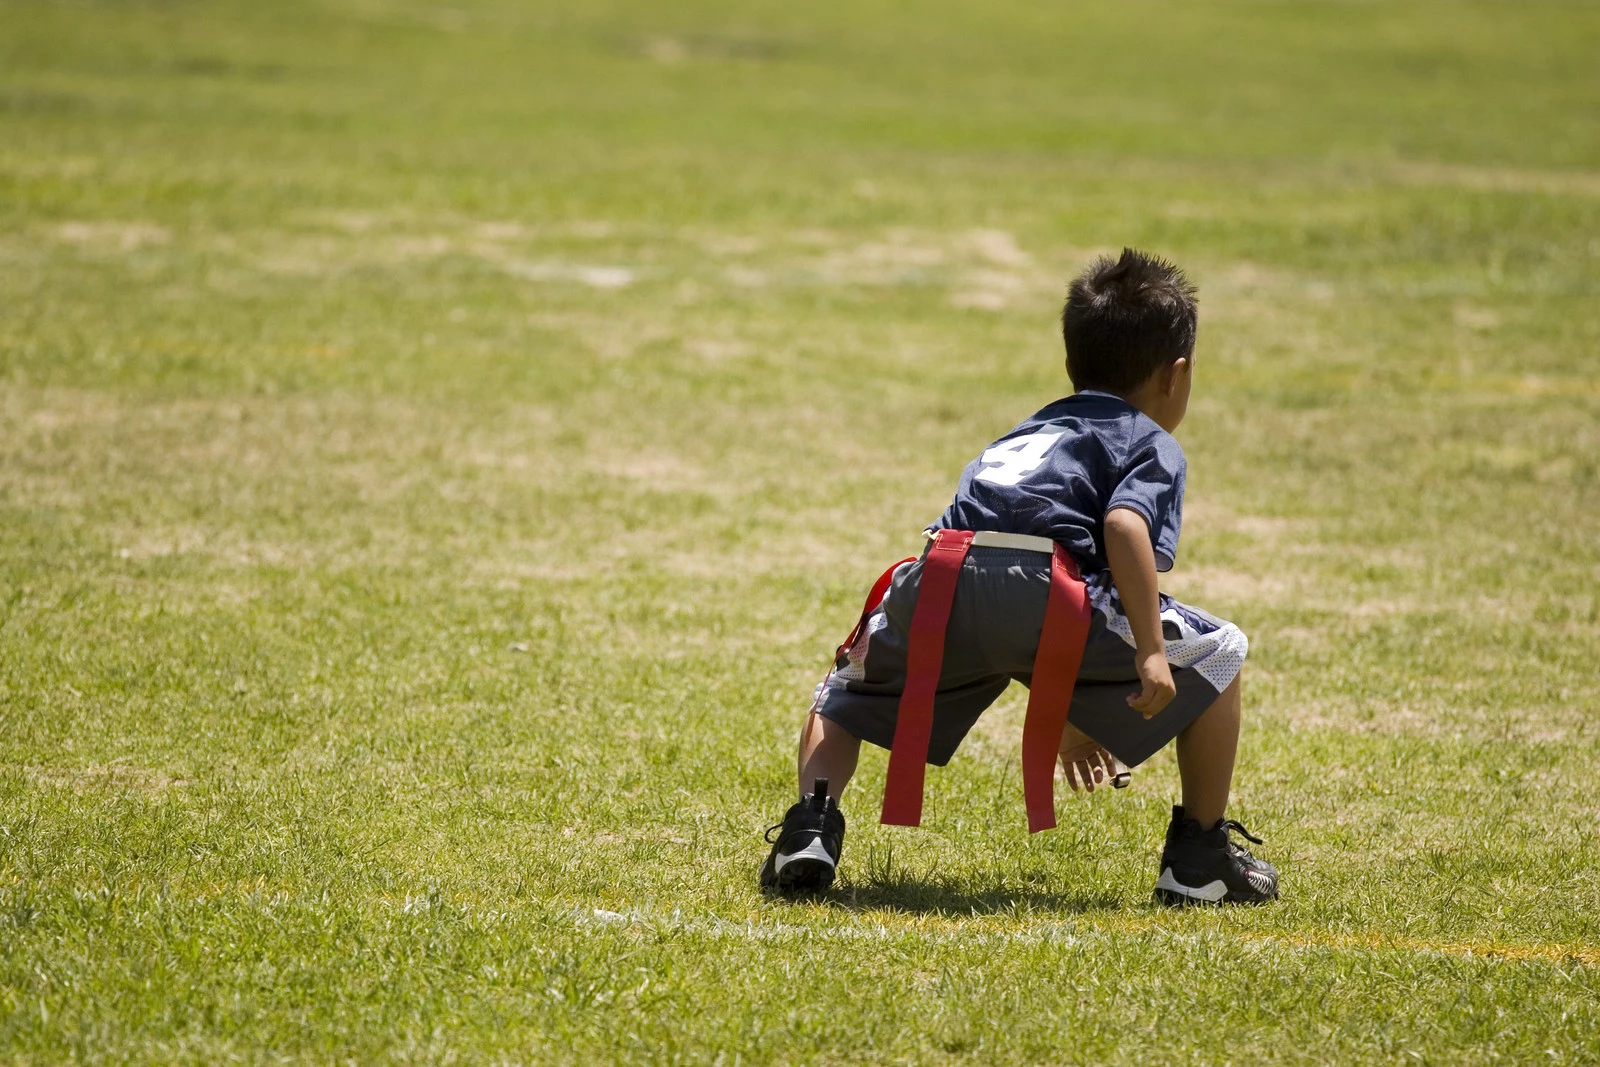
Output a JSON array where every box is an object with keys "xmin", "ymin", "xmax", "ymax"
[{"xmin": 1163, "ymin": 357, "xmax": 1190, "ymax": 396}]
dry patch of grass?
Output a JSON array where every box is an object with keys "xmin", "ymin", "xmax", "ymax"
[
  {"xmin": 1391, "ymin": 160, "xmax": 1600, "ymax": 199},
  {"xmin": 19, "ymin": 763, "xmax": 193, "ymax": 794}
]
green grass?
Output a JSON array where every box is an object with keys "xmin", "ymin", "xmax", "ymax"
[{"xmin": 3, "ymin": 0, "xmax": 1599, "ymax": 1061}]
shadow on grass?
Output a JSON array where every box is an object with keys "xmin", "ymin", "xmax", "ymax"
[{"xmin": 769, "ymin": 877, "xmax": 1123, "ymax": 917}]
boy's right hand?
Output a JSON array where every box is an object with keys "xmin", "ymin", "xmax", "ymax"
[{"xmin": 1128, "ymin": 649, "xmax": 1176, "ymax": 718}]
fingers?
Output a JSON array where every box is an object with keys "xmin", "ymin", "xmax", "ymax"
[
  {"xmin": 1128, "ymin": 653, "xmax": 1178, "ymax": 718},
  {"xmin": 1061, "ymin": 745, "xmax": 1116, "ymax": 793},
  {"xmin": 1061, "ymin": 751, "xmax": 1085, "ymax": 791},
  {"xmin": 1066, "ymin": 757, "xmax": 1093, "ymax": 792},
  {"xmin": 1126, "ymin": 682, "xmax": 1157, "ymax": 716},
  {"xmin": 1126, "ymin": 680, "xmax": 1177, "ymax": 718}
]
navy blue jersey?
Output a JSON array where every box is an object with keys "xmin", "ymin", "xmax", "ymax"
[{"xmin": 931, "ymin": 391, "xmax": 1185, "ymax": 573}]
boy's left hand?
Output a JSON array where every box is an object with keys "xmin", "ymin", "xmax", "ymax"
[{"xmin": 1058, "ymin": 722, "xmax": 1119, "ymax": 792}]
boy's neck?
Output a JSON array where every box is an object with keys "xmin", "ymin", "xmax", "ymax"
[
  {"xmin": 1120, "ymin": 383, "xmax": 1166, "ymax": 428},
  {"xmin": 1081, "ymin": 385, "xmax": 1165, "ymax": 429},
  {"xmin": 1081, "ymin": 358, "xmax": 1190, "ymax": 434}
]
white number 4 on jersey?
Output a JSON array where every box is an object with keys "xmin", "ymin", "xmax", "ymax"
[{"xmin": 973, "ymin": 431, "xmax": 1063, "ymax": 487}]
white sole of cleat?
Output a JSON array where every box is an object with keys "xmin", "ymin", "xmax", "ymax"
[
  {"xmin": 1153, "ymin": 867, "xmax": 1228, "ymax": 903},
  {"xmin": 773, "ymin": 838, "xmax": 835, "ymax": 875}
]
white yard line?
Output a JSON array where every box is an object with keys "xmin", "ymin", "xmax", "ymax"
[{"xmin": 572, "ymin": 906, "xmax": 1600, "ymax": 967}]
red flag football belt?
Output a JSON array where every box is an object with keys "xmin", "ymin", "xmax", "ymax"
[{"xmin": 845, "ymin": 529, "xmax": 1091, "ymax": 833}]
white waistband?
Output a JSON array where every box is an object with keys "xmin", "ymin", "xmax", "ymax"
[{"xmin": 925, "ymin": 530, "xmax": 1056, "ymax": 554}]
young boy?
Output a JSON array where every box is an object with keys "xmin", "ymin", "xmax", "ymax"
[{"xmin": 760, "ymin": 249, "xmax": 1279, "ymax": 906}]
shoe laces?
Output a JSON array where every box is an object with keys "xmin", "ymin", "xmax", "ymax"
[
  {"xmin": 1219, "ymin": 818, "xmax": 1263, "ymax": 859},
  {"xmin": 766, "ymin": 792, "xmax": 840, "ymax": 843}
]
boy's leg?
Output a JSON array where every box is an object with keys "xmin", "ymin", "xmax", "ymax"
[
  {"xmin": 1156, "ymin": 672, "xmax": 1278, "ymax": 905},
  {"xmin": 1060, "ymin": 582, "xmax": 1275, "ymax": 904},
  {"xmin": 761, "ymin": 711, "xmax": 853, "ymax": 893},
  {"xmin": 798, "ymin": 710, "xmax": 860, "ymax": 801},
  {"xmin": 762, "ymin": 547, "xmax": 1036, "ymax": 893},
  {"xmin": 1174, "ymin": 673, "xmax": 1241, "ymax": 827}
]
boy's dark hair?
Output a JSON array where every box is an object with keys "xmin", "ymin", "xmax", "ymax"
[{"xmin": 1062, "ymin": 249, "xmax": 1198, "ymax": 394}]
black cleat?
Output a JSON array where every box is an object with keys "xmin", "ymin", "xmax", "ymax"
[
  {"xmin": 1153, "ymin": 805, "xmax": 1280, "ymax": 906},
  {"xmin": 759, "ymin": 778, "xmax": 845, "ymax": 893}
]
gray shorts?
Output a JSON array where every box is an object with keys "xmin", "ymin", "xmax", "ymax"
[{"xmin": 812, "ymin": 546, "xmax": 1248, "ymax": 768}]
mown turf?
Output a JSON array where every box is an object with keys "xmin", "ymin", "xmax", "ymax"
[{"xmin": 2, "ymin": 0, "xmax": 1599, "ymax": 1062}]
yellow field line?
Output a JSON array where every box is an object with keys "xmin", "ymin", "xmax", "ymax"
[
  {"xmin": 1077, "ymin": 914, "xmax": 1600, "ymax": 967},
  {"xmin": 1242, "ymin": 929, "xmax": 1599, "ymax": 967},
  {"xmin": 22, "ymin": 877, "xmax": 1595, "ymax": 968}
]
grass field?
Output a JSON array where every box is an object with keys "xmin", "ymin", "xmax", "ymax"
[{"xmin": 3, "ymin": 0, "xmax": 1600, "ymax": 1062}]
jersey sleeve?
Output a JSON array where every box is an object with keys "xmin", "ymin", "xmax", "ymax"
[{"xmin": 1105, "ymin": 432, "xmax": 1185, "ymax": 571}]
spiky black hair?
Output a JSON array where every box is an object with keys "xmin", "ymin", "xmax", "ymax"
[{"xmin": 1062, "ymin": 248, "xmax": 1198, "ymax": 394}]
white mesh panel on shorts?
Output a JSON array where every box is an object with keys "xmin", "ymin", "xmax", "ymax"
[
  {"xmin": 832, "ymin": 612, "xmax": 887, "ymax": 683},
  {"xmin": 1086, "ymin": 575, "xmax": 1248, "ymax": 693}
]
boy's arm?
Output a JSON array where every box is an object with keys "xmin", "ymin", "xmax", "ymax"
[{"xmin": 1104, "ymin": 507, "xmax": 1176, "ymax": 718}]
